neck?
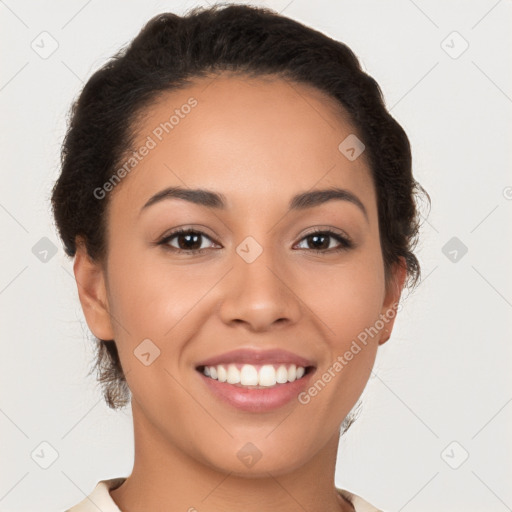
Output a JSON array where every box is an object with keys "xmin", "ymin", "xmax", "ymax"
[{"xmin": 109, "ymin": 400, "xmax": 353, "ymax": 512}]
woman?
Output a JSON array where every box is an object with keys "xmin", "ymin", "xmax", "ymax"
[{"xmin": 52, "ymin": 4, "xmax": 427, "ymax": 511}]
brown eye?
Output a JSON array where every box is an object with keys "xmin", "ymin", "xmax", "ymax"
[
  {"xmin": 158, "ymin": 229, "xmax": 217, "ymax": 254},
  {"xmin": 296, "ymin": 229, "xmax": 353, "ymax": 253}
]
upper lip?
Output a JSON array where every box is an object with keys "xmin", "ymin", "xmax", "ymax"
[{"xmin": 195, "ymin": 348, "xmax": 316, "ymax": 368}]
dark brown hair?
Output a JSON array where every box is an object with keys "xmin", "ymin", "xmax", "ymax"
[{"xmin": 51, "ymin": 3, "xmax": 429, "ymax": 410}]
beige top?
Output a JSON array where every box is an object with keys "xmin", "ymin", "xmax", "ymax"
[{"xmin": 65, "ymin": 477, "xmax": 383, "ymax": 511}]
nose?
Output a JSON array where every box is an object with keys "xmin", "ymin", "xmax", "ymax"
[{"xmin": 217, "ymin": 244, "xmax": 302, "ymax": 332}]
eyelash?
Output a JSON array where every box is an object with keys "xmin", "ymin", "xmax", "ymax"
[{"xmin": 157, "ymin": 227, "xmax": 353, "ymax": 255}]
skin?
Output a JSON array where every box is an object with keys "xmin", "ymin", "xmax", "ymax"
[{"xmin": 74, "ymin": 72, "xmax": 406, "ymax": 512}]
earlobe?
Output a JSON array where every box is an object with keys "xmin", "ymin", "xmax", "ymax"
[
  {"xmin": 73, "ymin": 237, "xmax": 115, "ymax": 341},
  {"xmin": 378, "ymin": 257, "xmax": 407, "ymax": 346}
]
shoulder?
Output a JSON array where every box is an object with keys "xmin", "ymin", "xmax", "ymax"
[
  {"xmin": 64, "ymin": 477, "xmax": 126, "ymax": 512},
  {"xmin": 64, "ymin": 479, "xmax": 382, "ymax": 512},
  {"xmin": 337, "ymin": 487, "xmax": 384, "ymax": 512}
]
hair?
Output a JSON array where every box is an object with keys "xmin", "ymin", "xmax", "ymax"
[{"xmin": 51, "ymin": 3, "xmax": 429, "ymax": 411}]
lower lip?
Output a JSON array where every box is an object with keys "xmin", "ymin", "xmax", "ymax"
[{"xmin": 197, "ymin": 369, "xmax": 315, "ymax": 413}]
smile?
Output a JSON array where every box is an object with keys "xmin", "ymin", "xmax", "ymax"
[
  {"xmin": 196, "ymin": 364, "xmax": 316, "ymax": 413},
  {"xmin": 199, "ymin": 363, "xmax": 309, "ymax": 388}
]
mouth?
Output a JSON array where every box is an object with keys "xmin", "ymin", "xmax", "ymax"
[
  {"xmin": 196, "ymin": 363, "xmax": 315, "ymax": 389},
  {"xmin": 194, "ymin": 348, "xmax": 317, "ymax": 412}
]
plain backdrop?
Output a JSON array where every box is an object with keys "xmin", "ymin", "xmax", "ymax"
[{"xmin": 1, "ymin": 1, "xmax": 511, "ymax": 511}]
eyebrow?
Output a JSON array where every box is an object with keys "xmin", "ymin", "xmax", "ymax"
[{"xmin": 140, "ymin": 186, "xmax": 368, "ymax": 222}]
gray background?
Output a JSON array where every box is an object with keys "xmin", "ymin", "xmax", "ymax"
[{"xmin": 1, "ymin": 1, "xmax": 511, "ymax": 511}]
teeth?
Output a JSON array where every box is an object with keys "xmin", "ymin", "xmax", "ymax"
[
  {"xmin": 240, "ymin": 364, "xmax": 259, "ymax": 385},
  {"xmin": 260, "ymin": 365, "xmax": 277, "ymax": 386},
  {"xmin": 202, "ymin": 363, "xmax": 308, "ymax": 387},
  {"xmin": 276, "ymin": 365, "xmax": 288, "ymax": 384},
  {"xmin": 226, "ymin": 364, "xmax": 240, "ymax": 384},
  {"xmin": 217, "ymin": 365, "xmax": 227, "ymax": 382},
  {"xmin": 287, "ymin": 364, "xmax": 297, "ymax": 382}
]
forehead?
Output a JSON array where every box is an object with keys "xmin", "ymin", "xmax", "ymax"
[{"xmin": 110, "ymin": 73, "xmax": 376, "ymax": 219}]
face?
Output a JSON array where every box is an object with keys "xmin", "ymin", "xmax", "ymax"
[{"xmin": 76, "ymin": 73, "xmax": 405, "ymax": 477}]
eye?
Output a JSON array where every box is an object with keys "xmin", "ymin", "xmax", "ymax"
[
  {"xmin": 157, "ymin": 228, "xmax": 218, "ymax": 254},
  {"xmin": 295, "ymin": 229, "xmax": 353, "ymax": 253},
  {"xmin": 157, "ymin": 227, "xmax": 353, "ymax": 255}
]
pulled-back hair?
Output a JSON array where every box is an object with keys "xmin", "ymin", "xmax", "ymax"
[{"xmin": 51, "ymin": 3, "xmax": 428, "ymax": 410}]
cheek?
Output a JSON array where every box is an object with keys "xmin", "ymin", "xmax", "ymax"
[
  {"xmin": 106, "ymin": 235, "xmax": 201, "ymax": 328},
  {"xmin": 300, "ymin": 256, "xmax": 385, "ymax": 341},
  {"xmin": 311, "ymin": 278, "xmax": 382, "ymax": 331},
  {"xmin": 297, "ymin": 251, "xmax": 385, "ymax": 395},
  {"xmin": 104, "ymin": 244, "xmax": 229, "ymax": 382}
]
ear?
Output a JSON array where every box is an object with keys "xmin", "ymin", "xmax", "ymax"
[
  {"xmin": 73, "ymin": 237, "xmax": 115, "ymax": 341},
  {"xmin": 378, "ymin": 257, "xmax": 407, "ymax": 346}
]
